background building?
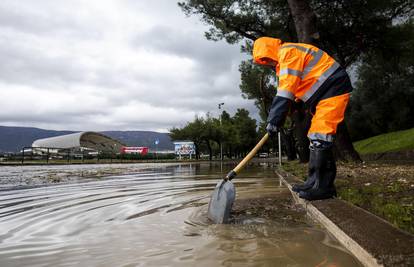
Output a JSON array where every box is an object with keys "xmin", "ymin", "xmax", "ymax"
[{"xmin": 32, "ymin": 132, "xmax": 125, "ymax": 155}]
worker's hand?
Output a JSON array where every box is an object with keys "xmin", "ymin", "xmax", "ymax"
[{"xmin": 266, "ymin": 123, "xmax": 279, "ymax": 138}]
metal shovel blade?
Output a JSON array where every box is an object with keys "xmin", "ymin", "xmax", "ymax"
[{"xmin": 207, "ymin": 179, "xmax": 236, "ymax": 224}]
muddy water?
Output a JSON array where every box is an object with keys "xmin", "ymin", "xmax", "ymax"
[{"xmin": 0, "ymin": 163, "xmax": 361, "ymax": 266}]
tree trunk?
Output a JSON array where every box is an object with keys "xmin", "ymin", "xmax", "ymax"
[
  {"xmin": 334, "ymin": 122, "xmax": 362, "ymax": 162},
  {"xmin": 287, "ymin": 0, "xmax": 320, "ymax": 44},
  {"xmin": 286, "ymin": 0, "xmax": 360, "ymax": 162},
  {"xmin": 281, "ymin": 129, "xmax": 297, "ymax": 160},
  {"xmin": 259, "ymin": 73, "xmax": 272, "ymax": 118},
  {"xmin": 205, "ymin": 139, "xmax": 212, "ymax": 161},
  {"xmin": 217, "ymin": 140, "xmax": 222, "ymax": 160},
  {"xmin": 286, "ymin": 0, "xmax": 317, "ymax": 163},
  {"xmin": 291, "ymin": 109, "xmax": 311, "ymax": 163},
  {"xmin": 194, "ymin": 143, "xmax": 200, "ymax": 160}
]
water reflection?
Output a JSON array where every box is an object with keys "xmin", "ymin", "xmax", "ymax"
[{"xmin": 0, "ymin": 163, "xmax": 361, "ymax": 266}]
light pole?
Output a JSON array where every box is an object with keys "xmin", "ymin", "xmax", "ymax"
[
  {"xmin": 155, "ymin": 138, "xmax": 159, "ymax": 161},
  {"xmin": 218, "ymin": 102, "xmax": 224, "ymax": 161}
]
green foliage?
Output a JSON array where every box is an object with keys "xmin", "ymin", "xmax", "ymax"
[
  {"xmin": 353, "ymin": 127, "xmax": 414, "ymax": 155},
  {"xmin": 179, "ymin": 0, "xmax": 414, "ymax": 144},
  {"xmin": 313, "ymin": 0, "xmax": 413, "ymax": 66},
  {"xmin": 283, "ymin": 160, "xmax": 414, "ymax": 234},
  {"xmin": 232, "ymin": 108, "xmax": 258, "ymax": 153},
  {"xmin": 239, "ymin": 60, "xmax": 276, "ymax": 121},
  {"xmin": 169, "ymin": 109, "xmax": 257, "ymax": 158},
  {"xmin": 179, "ymin": 0, "xmax": 413, "ymax": 65},
  {"xmin": 348, "ymin": 22, "xmax": 414, "ymax": 140},
  {"xmin": 178, "ymin": 0, "xmax": 293, "ymax": 44},
  {"xmin": 170, "ymin": 116, "xmax": 205, "ymax": 157},
  {"xmin": 281, "ymin": 160, "xmax": 308, "ymax": 180},
  {"xmin": 338, "ymin": 182, "xmax": 414, "ymax": 234}
]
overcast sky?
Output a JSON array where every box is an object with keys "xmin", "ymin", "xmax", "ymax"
[{"xmin": 0, "ymin": 0, "xmax": 258, "ymax": 132}]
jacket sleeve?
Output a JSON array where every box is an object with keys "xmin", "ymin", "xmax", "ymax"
[
  {"xmin": 267, "ymin": 95, "xmax": 292, "ymax": 127},
  {"xmin": 276, "ymin": 49, "xmax": 303, "ymax": 100}
]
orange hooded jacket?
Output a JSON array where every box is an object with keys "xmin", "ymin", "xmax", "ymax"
[
  {"xmin": 253, "ymin": 37, "xmax": 352, "ymax": 142},
  {"xmin": 253, "ymin": 37, "xmax": 340, "ymax": 103}
]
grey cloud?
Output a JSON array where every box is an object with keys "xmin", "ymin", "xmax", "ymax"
[
  {"xmin": 0, "ymin": 0, "xmax": 258, "ymax": 131},
  {"xmin": 132, "ymin": 24, "xmax": 242, "ymax": 76},
  {"xmin": 0, "ymin": 38, "xmax": 90, "ymax": 88},
  {"xmin": 0, "ymin": 0, "xmax": 101, "ymax": 39}
]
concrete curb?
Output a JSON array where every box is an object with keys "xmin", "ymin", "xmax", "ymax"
[{"xmin": 276, "ymin": 169, "xmax": 382, "ymax": 267}]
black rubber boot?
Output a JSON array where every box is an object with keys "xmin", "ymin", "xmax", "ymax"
[
  {"xmin": 299, "ymin": 145, "xmax": 337, "ymax": 201},
  {"xmin": 292, "ymin": 145, "xmax": 317, "ymax": 193}
]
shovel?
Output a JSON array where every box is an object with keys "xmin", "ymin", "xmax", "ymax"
[{"xmin": 207, "ymin": 133, "xmax": 270, "ymax": 223}]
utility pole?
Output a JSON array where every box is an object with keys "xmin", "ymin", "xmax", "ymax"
[
  {"xmin": 218, "ymin": 102, "xmax": 224, "ymax": 161},
  {"xmin": 278, "ymin": 132, "xmax": 282, "ymax": 167},
  {"xmin": 155, "ymin": 138, "xmax": 159, "ymax": 161}
]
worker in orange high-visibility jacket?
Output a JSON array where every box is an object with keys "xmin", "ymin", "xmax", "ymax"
[{"xmin": 253, "ymin": 37, "xmax": 352, "ymax": 201}]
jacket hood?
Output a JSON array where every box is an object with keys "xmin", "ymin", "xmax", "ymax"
[{"xmin": 253, "ymin": 37, "xmax": 282, "ymax": 64}]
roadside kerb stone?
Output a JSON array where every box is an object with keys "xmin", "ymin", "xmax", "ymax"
[{"xmin": 276, "ymin": 169, "xmax": 414, "ymax": 267}]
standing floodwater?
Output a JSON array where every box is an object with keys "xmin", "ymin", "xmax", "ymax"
[{"xmin": 0, "ymin": 163, "xmax": 361, "ymax": 266}]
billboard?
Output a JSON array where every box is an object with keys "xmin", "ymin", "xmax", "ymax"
[
  {"xmin": 120, "ymin": 147, "xmax": 149, "ymax": 155},
  {"xmin": 174, "ymin": 142, "xmax": 195, "ymax": 155}
]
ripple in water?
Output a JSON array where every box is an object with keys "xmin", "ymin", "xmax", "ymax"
[{"xmin": 0, "ymin": 163, "xmax": 362, "ymax": 266}]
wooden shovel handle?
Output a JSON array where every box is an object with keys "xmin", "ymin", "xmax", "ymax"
[{"xmin": 233, "ymin": 133, "xmax": 269, "ymax": 174}]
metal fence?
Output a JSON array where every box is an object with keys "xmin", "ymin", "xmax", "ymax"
[{"xmin": 0, "ymin": 147, "xmax": 175, "ymax": 165}]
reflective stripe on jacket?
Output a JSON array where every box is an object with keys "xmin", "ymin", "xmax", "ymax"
[{"xmin": 253, "ymin": 37, "xmax": 340, "ymax": 103}]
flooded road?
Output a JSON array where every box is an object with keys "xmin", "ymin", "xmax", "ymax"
[{"xmin": 0, "ymin": 163, "xmax": 361, "ymax": 266}]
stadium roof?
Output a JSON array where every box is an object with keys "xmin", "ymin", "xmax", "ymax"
[{"xmin": 32, "ymin": 132, "xmax": 125, "ymax": 153}]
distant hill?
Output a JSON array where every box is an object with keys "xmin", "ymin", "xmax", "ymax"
[
  {"xmin": 102, "ymin": 131, "xmax": 174, "ymax": 151},
  {"xmin": 0, "ymin": 126, "xmax": 174, "ymax": 152},
  {"xmin": 0, "ymin": 126, "xmax": 74, "ymax": 152}
]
